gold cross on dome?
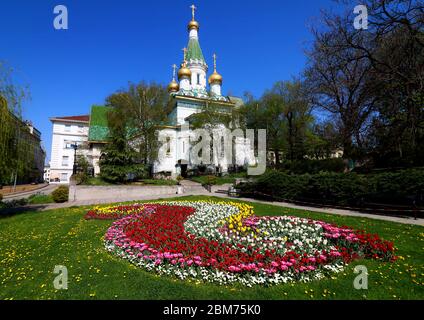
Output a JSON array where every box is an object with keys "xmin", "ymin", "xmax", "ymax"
[
  {"xmin": 190, "ymin": 4, "xmax": 197, "ymax": 20},
  {"xmin": 172, "ymin": 64, "xmax": 177, "ymax": 79},
  {"xmin": 213, "ymin": 53, "xmax": 217, "ymax": 71},
  {"xmin": 182, "ymin": 47, "xmax": 187, "ymax": 62}
]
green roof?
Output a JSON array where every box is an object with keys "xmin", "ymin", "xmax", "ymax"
[
  {"xmin": 186, "ymin": 38, "xmax": 205, "ymax": 63},
  {"xmin": 88, "ymin": 105, "xmax": 110, "ymax": 142}
]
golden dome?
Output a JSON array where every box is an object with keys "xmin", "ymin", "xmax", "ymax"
[
  {"xmin": 188, "ymin": 19, "xmax": 199, "ymax": 31},
  {"xmin": 208, "ymin": 54, "xmax": 222, "ymax": 85},
  {"xmin": 167, "ymin": 79, "xmax": 179, "ymax": 93},
  {"xmin": 178, "ymin": 63, "xmax": 192, "ymax": 80},
  {"xmin": 208, "ymin": 71, "xmax": 223, "ymax": 85}
]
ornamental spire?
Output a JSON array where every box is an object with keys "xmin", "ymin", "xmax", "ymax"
[
  {"xmin": 172, "ymin": 64, "xmax": 177, "ymax": 80},
  {"xmin": 182, "ymin": 47, "xmax": 187, "ymax": 65},
  {"xmin": 190, "ymin": 4, "xmax": 196, "ymax": 21},
  {"xmin": 208, "ymin": 53, "xmax": 223, "ymax": 86},
  {"xmin": 168, "ymin": 64, "xmax": 180, "ymax": 93}
]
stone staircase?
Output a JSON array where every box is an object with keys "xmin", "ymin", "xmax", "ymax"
[{"xmin": 179, "ymin": 180, "xmax": 208, "ymax": 194}]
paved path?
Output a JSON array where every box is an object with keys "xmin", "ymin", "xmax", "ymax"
[
  {"xmin": 2, "ymin": 184, "xmax": 57, "ymax": 201},
  {"xmin": 3, "ymin": 183, "xmax": 422, "ymax": 226}
]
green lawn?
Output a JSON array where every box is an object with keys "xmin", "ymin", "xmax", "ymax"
[
  {"xmin": 190, "ymin": 173, "xmax": 246, "ymax": 186},
  {"xmin": 27, "ymin": 194, "xmax": 54, "ymax": 204},
  {"xmin": 0, "ymin": 196, "xmax": 423, "ymax": 300}
]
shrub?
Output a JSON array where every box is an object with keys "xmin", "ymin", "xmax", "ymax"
[
  {"xmin": 240, "ymin": 169, "xmax": 424, "ymax": 207},
  {"xmin": 281, "ymin": 158, "xmax": 346, "ymax": 174},
  {"xmin": 367, "ymin": 169, "xmax": 424, "ymax": 205},
  {"xmin": 254, "ymin": 170, "xmax": 309, "ymax": 200},
  {"xmin": 304, "ymin": 172, "xmax": 367, "ymax": 205},
  {"xmin": 74, "ymin": 172, "xmax": 89, "ymax": 185},
  {"xmin": 0, "ymin": 198, "xmax": 28, "ymax": 209},
  {"xmin": 205, "ymin": 175, "xmax": 217, "ymax": 186},
  {"xmin": 51, "ymin": 186, "xmax": 69, "ymax": 203}
]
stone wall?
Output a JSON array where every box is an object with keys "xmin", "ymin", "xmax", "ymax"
[{"xmin": 69, "ymin": 184, "xmax": 179, "ymax": 202}]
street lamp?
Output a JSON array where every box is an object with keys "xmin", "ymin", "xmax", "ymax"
[{"xmin": 72, "ymin": 143, "xmax": 78, "ymax": 175}]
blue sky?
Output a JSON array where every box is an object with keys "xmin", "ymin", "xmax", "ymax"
[{"xmin": 0, "ymin": 0, "xmax": 341, "ymax": 162}]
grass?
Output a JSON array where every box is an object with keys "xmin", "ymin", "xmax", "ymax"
[
  {"xmin": 134, "ymin": 179, "xmax": 177, "ymax": 186},
  {"xmin": 0, "ymin": 195, "xmax": 423, "ymax": 300},
  {"xmin": 83, "ymin": 177, "xmax": 113, "ymax": 186},
  {"xmin": 191, "ymin": 173, "xmax": 246, "ymax": 186},
  {"xmin": 27, "ymin": 194, "xmax": 54, "ymax": 204}
]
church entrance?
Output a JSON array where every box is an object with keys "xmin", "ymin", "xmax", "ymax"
[
  {"xmin": 181, "ymin": 164, "xmax": 188, "ymax": 178},
  {"xmin": 177, "ymin": 160, "xmax": 189, "ymax": 178}
]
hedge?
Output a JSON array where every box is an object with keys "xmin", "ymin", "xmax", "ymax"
[
  {"xmin": 239, "ymin": 169, "xmax": 424, "ymax": 207},
  {"xmin": 52, "ymin": 186, "xmax": 69, "ymax": 203}
]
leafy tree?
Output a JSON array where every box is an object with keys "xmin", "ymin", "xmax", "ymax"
[
  {"xmin": 308, "ymin": 0, "xmax": 424, "ymax": 166},
  {"xmin": 0, "ymin": 61, "xmax": 30, "ymax": 117},
  {"xmin": 240, "ymin": 80, "xmax": 314, "ymax": 166},
  {"xmin": 106, "ymin": 82, "xmax": 169, "ymax": 164},
  {"xmin": 73, "ymin": 155, "xmax": 90, "ymax": 185},
  {"xmin": 305, "ymin": 16, "xmax": 375, "ymax": 160},
  {"xmin": 99, "ymin": 107, "xmax": 146, "ymax": 183},
  {"xmin": 0, "ymin": 62, "xmax": 32, "ymax": 186}
]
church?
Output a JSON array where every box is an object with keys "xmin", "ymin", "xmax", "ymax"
[
  {"xmin": 48, "ymin": 5, "xmax": 255, "ymax": 183},
  {"xmin": 153, "ymin": 5, "xmax": 255, "ymax": 178}
]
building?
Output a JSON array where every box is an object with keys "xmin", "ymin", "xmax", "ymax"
[
  {"xmin": 43, "ymin": 164, "xmax": 50, "ymax": 182},
  {"xmin": 0, "ymin": 96, "xmax": 46, "ymax": 185},
  {"xmin": 48, "ymin": 115, "xmax": 90, "ymax": 183},
  {"xmin": 48, "ymin": 6, "xmax": 255, "ymax": 181},
  {"xmin": 49, "ymin": 106, "xmax": 110, "ymax": 183}
]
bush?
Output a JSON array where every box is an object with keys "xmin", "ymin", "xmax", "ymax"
[
  {"xmin": 253, "ymin": 171, "xmax": 309, "ymax": 200},
  {"xmin": 205, "ymin": 175, "xmax": 217, "ymax": 186},
  {"xmin": 74, "ymin": 172, "xmax": 89, "ymax": 185},
  {"xmin": 0, "ymin": 198, "xmax": 28, "ymax": 209},
  {"xmin": 51, "ymin": 186, "xmax": 69, "ymax": 203},
  {"xmin": 281, "ymin": 158, "xmax": 346, "ymax": 174},
  {"xmin": 240, "ymin": 169, "xmax": 424, "ymax": 207}
]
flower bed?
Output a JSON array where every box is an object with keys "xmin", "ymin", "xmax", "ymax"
[
  {"xmin": 85, "ymin": 205, "xmax": 146, "ymax": 220},
  {"xmin": 91, "ymin": 201, "xmax": 395, "ymax": 286}
]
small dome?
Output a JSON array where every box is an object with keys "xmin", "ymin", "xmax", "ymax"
[
  {"xmin": 178, "ymin": 63, "xmax": 192, "ymax": 80},
  {"xmin": 208, "ymin": 71, "xmax": 223, "ymax": 85},
  {"xmin": 167, "ymin": 79, "xmax": 179, "ymax": 93},
  {"xmin": 188, "ymin": 20, "xmax": 199, "ymax": 31}
]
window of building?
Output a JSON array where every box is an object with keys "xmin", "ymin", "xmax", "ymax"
[
  {"xmin": 221, "ymin": 136, "xmax": 225, "ymax": 158},
  {"xmin": 62, "ymin": 156, "xmax": 69, "ymax": 166},
  {"xmin": 166, "ymin": 137, "xmax": 171, "ymax": 156},
  {"xmin": 197, "ymin": 73, "xmax": 200, "ymax": 85},
  {"xmin": 60, "ymin": 173, "xmax": 68, "ymax": 181},
  {"xmin": 64, "ymin": 141, "xmax": 73, "ymax": 149},
  {"xmin": 65, "ymin": 125, "xmax": 71, "ymax": 132}
]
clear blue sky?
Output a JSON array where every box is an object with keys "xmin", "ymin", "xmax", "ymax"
[{"xmin": 0, "ymin": 0, "xmax": 340, "ymax": 162}]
